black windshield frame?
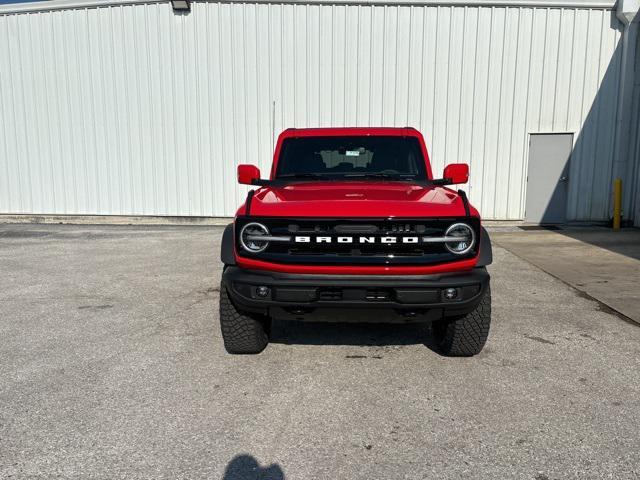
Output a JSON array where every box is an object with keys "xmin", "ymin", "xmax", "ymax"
[{"xmin": 275, "ymin": 136, "xmax": 428, "ymax": 182}]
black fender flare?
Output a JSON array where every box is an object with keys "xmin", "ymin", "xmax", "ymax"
[
  {"xmin": 477, "ymin": 227, "xmax": 493, "ymax": 267},
  {"xmin": 220, "ymin": 223, "xmax": 236, "ymax": 266}
]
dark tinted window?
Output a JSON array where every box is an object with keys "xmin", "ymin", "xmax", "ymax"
[{"xmin": 276, "ymin": 136, "xmax": 427, "ymax": 180}]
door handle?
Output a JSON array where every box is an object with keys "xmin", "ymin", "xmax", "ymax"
[{"xmin": 559, "ymin": 176, "xmax": 568, "ymax": 182}]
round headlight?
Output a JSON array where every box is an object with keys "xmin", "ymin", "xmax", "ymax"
[
  {"xmin": 445, "ymin": 223, "xmax": 475, "ymax": 255},
  {"xmin": 240, "ymin": 222, "xmax": 270, "ymax": 253}
]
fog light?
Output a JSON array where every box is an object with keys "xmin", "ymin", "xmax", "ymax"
[
  {"xmin": 256, "ymin": 286, "xmax": 270, "ymax": 298},
  {"xmin": 443, "ymin": 288, "xmax": 458, "ymax": 300}
]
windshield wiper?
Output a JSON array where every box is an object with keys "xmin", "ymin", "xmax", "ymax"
[
  {"xmin": 273, "ymin": 172, "xmax": 427, "ymax": 184},
  {"xmin": 277, "ymin": 173, "xmax": 326, "ymax": 180},
  {"xmin": 343, "ymin": 173, "xmax": 419, "ymax": 180}
]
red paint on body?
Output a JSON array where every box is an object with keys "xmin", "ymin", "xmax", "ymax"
[{"xmin": 234, "ymin": 127, "xmax": 481, "ymax": 274}]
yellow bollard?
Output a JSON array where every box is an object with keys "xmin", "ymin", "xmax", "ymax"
[{"xmin": 613, "ymin": 178, "xmax": 622, "ymax": 230}]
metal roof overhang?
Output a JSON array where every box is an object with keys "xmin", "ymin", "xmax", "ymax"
[{"xmin": 0, "ymin": 0, "xmax": 617, "ymax": 15}]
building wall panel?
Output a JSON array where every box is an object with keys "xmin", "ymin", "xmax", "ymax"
[{"xmin": 0, "ymin": 1, "xmax": 625, "ymax": 219}]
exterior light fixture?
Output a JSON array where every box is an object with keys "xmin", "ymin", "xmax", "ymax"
[
  {"xmin": 443, "ymin": 288, "xmax": 458, "ymax": 300},
  {"xmin": 171, "ymin": 0, "xmax": 190, "ymax": 12}
]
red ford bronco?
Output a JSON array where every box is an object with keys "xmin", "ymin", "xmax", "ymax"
[{"xmin": 219, "ymin": 127, "xmax": 492, "ymax": 356}]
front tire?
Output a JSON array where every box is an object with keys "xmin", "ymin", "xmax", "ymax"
[
  {"xmin": 432, "ymin": 286, "xmax": 491, "ymax": 356},
  {"xmin": 219, "ymin": 285, "xmax": 270, "ymax": 354}
]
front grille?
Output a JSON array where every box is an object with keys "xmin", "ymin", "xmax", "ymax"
[{"xmin": 236, "ymin": 216, "xmax": 480, "ymax": 266}]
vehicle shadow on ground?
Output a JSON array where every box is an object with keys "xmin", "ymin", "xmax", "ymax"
[
  {"xmin": 222, "ymin": 454, "xmax": 285, "ymax": 480},
  {"xmin": 270, "ymin": 320, "xmax": 441, "ymax": 353}
]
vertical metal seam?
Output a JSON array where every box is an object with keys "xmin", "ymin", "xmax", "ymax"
[
  {"xmin": 392, "ymin": 4, "xmax": 400, "ymax": 125},
  {"xmin": 537, "ymin": 7, "xmax": 549, "ymax": 132},
  {"xmin": 491, "ymin": 6, "xmax": 508, "ymax": 218},
  {"xmin": 468, "ymin": 7, "xmax": 479, "ymax": 193},
  {"xmin": 110, "ymin": 7, "xmax": 124, "ymax": 213},
  {"xmin": 478, "ymin": 6, "xmax": 493, "ymax": 214},
  {"xmin": 194, "ymin": 3, "xmax": 203, "ymax": 215},
  {"xmin": 50, "ymin": 13, "xmax": 67, "ymax": 213},
  {"xmin": 0, "ymin": 18, "xmax": 14, "ymax": 211},
  {"xmin": 317, "ymin": 4, "xmax": 321, "ymax": 127},
  {"xmin": 27, "ymin": 14, "xmax": 46, "ymax": 212},
  {"xmin": 38, "ymin": 13, "xmax": 57, "ymax": 212},
  {"xmin": 573, "ymin": 9, "xmax": 592, "ymax": 219},
  {"xmin": 292, "ymin": 4, "xmax": 297, "ymax": 126},
  {"xmin": 229, "ymin": 3, "xmax": 238, "ymax": 210},
  {"xmin": 217, "ymin": 3, "xmax": 227, "ymax": 213},
  {"xmin": 268, "ymin": 4, "xmax": 274, "ymax": 153},
  {"xmin": 123, "ymin": 6, "xmax": 136, "ymax": 214},
  {"xmin": 206, "ymin": 3, "xmax": 215, "ymax": 213},
  {"xmin": 74, "ymin": 12, "xmax": 89, "ymax": 212},
  {"xmin": 111, "ymin": 7, "xmax": 124, "ymax": 212},
  {"xmin": 443, "ymin": 5, "xmax": 454, "ymax": 162},
  {"xmin": 242, "ymin": 3, "xmax": 250, "ymax": 183},
  {"xmin": 604, "ymin": 21, "xmax": 623, "ymax": 218},
  {"xmin": 380, "ymin": 5, "xmax": 386, "ymax": 124},
  {"xmin": 355, "ymin": 5, "xmax": 361, "ymax": 125},
  {"xmin": 368, "ymin": 5, "xmax": 374, "ymax": 126},
  {"xmin": 431, "ymin": 6, "xmax": 439, "ymax": 158},
  {"xmin": 16, "ymin": 14, "xmax": 34, "ymax": 211},
  {"xmin": 418, "ymin": 6, "xmax": 426, "ymax": 128},
  {"xmin": 520, "ymin": 8, "xmax": 535, "ymax": 218},
  {"xmin": 505, "ymin": 7, "xmax": 522, "ymax": 218},
  {"xmin": 60, "ymin": 12, "xmax": 78, "ymax": 212},
  {"xmin": 586, "ymin": 10, "xmax": 606, "ymax": 219},
  {"xmin": 160, "ymin": 4, "xmax": 170, "ymax": 212},
  {"xmin": 456, "ymin": 6, "xmax": 467, "ymax": 166},
  {"xmin": 144, "ymin": 5, "xmax": 158, "ymax": 213},
  {"xmin": 551, "ymin": 7, "xmax": 563, "ymax": 131},
  {"xmin": 305, "ymin": 4, "xmax": 310, "ymax": 127},
  {"xmin": 98, "ymin": 7, "xmax": 111, "ymax": 213},
  {"xmin": 132, "ymin": 7, "xmax": 145, "ymax": 214},
  {"xmin": 330, "ymin": 5, "xmax": 334, "ymax": 124},
  {"xmin": 256, "ymin": 4, "xmax": 263, "ymax": 179},
  {"xmin": 565, "ymin": 8, "xmax": 576, "ymax": 130},
  {"xmin": 343, "ymin": 5, "xmax": 349, "ymax": 124},
  {"xmin": 405, "ymin": 6, "xmax": 411, "ymax": 126}
]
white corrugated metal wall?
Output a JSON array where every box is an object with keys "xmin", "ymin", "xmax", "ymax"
[{"xmin": 0, "ymin": 0, "xmax": 630, "ymax": 220}]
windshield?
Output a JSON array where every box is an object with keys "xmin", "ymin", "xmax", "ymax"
[{"xmin": 275, "ymin": 136, "xmax": 428, "ymax": 181}]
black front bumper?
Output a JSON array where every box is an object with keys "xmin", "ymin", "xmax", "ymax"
[{"xmin": 222, "ymin": 266, "xmax": 490, "ymax": 323}]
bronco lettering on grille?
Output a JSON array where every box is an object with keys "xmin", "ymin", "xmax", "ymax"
[{"xmin": 294, "ymin": 236, "xmax": 421, "ymax": 244}]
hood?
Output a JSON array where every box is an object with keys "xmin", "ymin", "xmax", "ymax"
[{"xmin": 243, "ymin": 181, "xmax": 474, "ymax": 218}]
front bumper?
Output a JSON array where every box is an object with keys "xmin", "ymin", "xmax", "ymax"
[{"xmin": 222, "ymin": 266, "xmax": 490, "ymax": 323}]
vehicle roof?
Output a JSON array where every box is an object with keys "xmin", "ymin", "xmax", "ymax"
[{"xmin": 278, "ymin": 127, "xmax": 422, "ymax": 138}]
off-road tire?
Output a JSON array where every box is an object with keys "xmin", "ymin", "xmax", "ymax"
[
  {"xmin": 432, "ymin": 286, "xmax": 491, "ymax": 357},
  {"xmin": 219, "ymin": 286, "xmax": 270, "ymax": 354}
]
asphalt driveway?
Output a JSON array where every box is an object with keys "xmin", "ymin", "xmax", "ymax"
[{"xmin": 1, "ymin": 224, "xmax": 639, "ymax": 479}]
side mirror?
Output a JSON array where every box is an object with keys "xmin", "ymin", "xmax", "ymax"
[
  {"xmin": 442, "ymin": 163, "xmax": 469, "ymax": 185},
  {"xmin": 238, "ymin": 164, "xmax": 261, "ymax": 185}
]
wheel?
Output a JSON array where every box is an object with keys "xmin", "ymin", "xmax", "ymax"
[
  {"xmin": 432, "ymin": 286, "xmax": 491, "ymax": 357},
  {"xmin": 219, "ymin": 285, "xmax": 271, "ymax": 354}
]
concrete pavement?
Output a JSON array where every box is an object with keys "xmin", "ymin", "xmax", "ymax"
[
  {"xmin": 491, "ymin": 227, "xmax": 640, "ymax": 324},
  {"xmin": 1, "ymin": 224, "xmax": 639, "ymax": 479}
]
